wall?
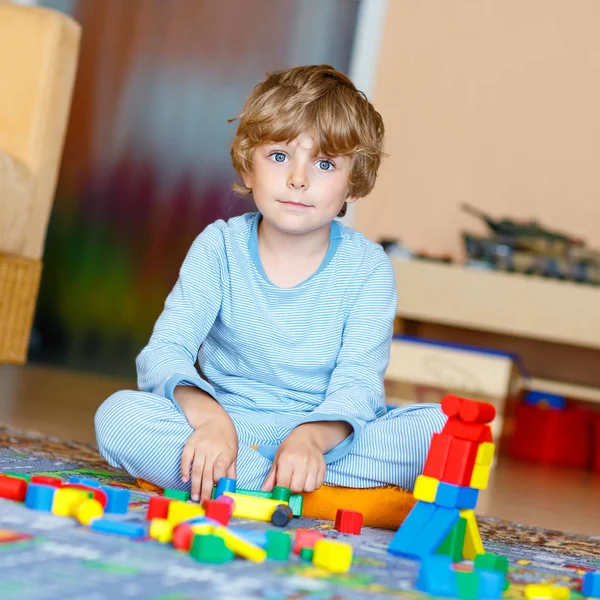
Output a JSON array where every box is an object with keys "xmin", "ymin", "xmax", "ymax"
[{"xmin": 354, "ymin": 0, "xmax": 600, "ymax": 259}]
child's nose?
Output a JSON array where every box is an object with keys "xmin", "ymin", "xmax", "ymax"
[{"xmin": 287, "ymin": 167, "xmax": 309, "ymax": 190}]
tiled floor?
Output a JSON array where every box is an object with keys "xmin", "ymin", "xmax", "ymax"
[{"xmin": 1, "ymin": 363, "xmax": 599, "ymax": 536}]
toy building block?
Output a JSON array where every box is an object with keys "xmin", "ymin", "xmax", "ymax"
[
  {"xmin": 477, "ymin": 570, "xmax": 506, "ymax": 599},
  {"xmin": 223, "ymin": 492, "xmax": 287, "ymax": 522},
  {"xmin": 52, "ymin": 488, "xmax": 93, "ymax": 517},
  {"xmin": 216, "ymin": 495, "xmax": 234, "ymax": 516},
  {"xmin": 405, "ymin": 506, "xmax": 460, "ymax": 559},
  {"xmin": 89, "ymin": 518, "xmax": 146, "ymax": 539},
  {"xmin": 190, "ymin": 534, "xmax": 234, "ymax": 564},
  {"xmin": 271, "ymin": 486, "xmax": 291, "ymax": 503},
  {"xmin": 413, "ymin": 475, "xmax": 440, "ymax": 503},
  {"xmin": 583, "ymin": 572, "xmax": 600, "ymax": 599},
  {"xmin": 388, "ymin": 500, "xmax": 438, "ymax": 556},
  {"xmin": 172, "ymin": 523, "xmax": 195, "ymax": 552},
  {"xmin": 163, "ymin": 488, "xmax": 190, "ymax": 502},
  {"xmin": 75, "ymin": 498, "xmax": 104, "ymax": 526},
  {"xmin": 288, "ymin": 494, "xmax": 303, "ymax": 517},
  {"xmin": 442, "ymin": 438, "xmax": 479, "ymax": 487},
  {"xmin": 213, "ymin": 486, "xmax": 303, "ymax": 517},
  {"xmin": 470, "ymin": 464, "xmax": 492, "ymax": 490},
  {"xmin": 227, "ymin": 527, "xmax": 267, "ymax": 548},
  {"xmin": 436, "ymin": 517, "xmax": 467, "ymax": 562},
  {"xmin": 4, "ymin": 472, "xmax": 31, "ymax": 482},
  {"xmin": 435, "ymin": 482, "xmax": 479, "ymax": 509},
  {"xmin": 271, "ymin": 504, "xmax": 293, "ymax": 527},
  {"xmin": 62, "ymin": 484, "xmax": 108, "ymax": 509},
  {"xmin": 416, "ymin": 555, "xmax": 458, "ymax": 598},
  {"xmin": 313, "ymin": 539, "xmax": 353, "ymax": 573},
  {"xmin": 215, "ymin": 477, "xmax": 236, "ymax": 498},
  {"xmin": 456, "ymin": 570, "xmax": 481, "ymax": 600},
  {"xmin": 149, "ymin": 518, "xmax": 174, "ymax": 543},
  {"xmin": 334, "ymin": 509, "xmax": 363, "ymax": 535},
  {"xmin": 293, "ymin": 529, "xmax": 325, "ymax": 554},
  {"xmin": 25, "ymin": 483, "xmax": 56, "ymax": 511},
  {"xmin": 68, "ymin": 476, "xmax": 100, "ymax": 488},
  {"xmin": 101, "ymin": 486, "xmax": 130, "ymax": 514},
  {"xmin": 422, "ymin": 433, "xmax": 454, "ymax": 479},
  {"xmin": 31, "ymin": 475, "xmax": 62, "ymax": 487},
  {"xmin": 202, "ymin": 499, "xmax": 230, "ymax": 526},
  {"xmin": 0, "ymin": 474, "xmax": 28, "ymax": 501},
  {"xmin": 525, "ymin": 584, "xmax": 570, "ymax": 600},
  {"xmin": 474, "ymin": 552, "xmax": 509, "ymax": 575},
  {"xmin": 266, "ymin": 530, "xmax": 292, "ymax": 560},
  {"xmin": 443, "ymin": 419, "xmax": 493, "ymax": 443},
  {"xmin": 441, "ymin": 396, "xmax": 496, "ymax": 425},
  {"xmin": 460, "ymin": 509, "xmax": 484, "ymax": 560},
  {"xmin": 476, "ymin": 442, "xmax": 496, "ymax": 467},
  {"xmin": 167, "ymin": 500, "xmax": 205, "ymax": 526},
  {"xmin": 212, "ymin": 525, "xmax": 266, "ymax": 563},
  {"xmin": 147, "ymin": 495, "xmax": 173, "ymax": 521},
  {"xmin": 300, "ymin": 547, "xmax": 314, "ymax": 561}
]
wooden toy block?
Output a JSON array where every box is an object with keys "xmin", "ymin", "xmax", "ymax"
[
  {"xmin": 213, "ymin": 486, "xmax": 303, "ymax": 517},
  {"xmin": 89, "ymin": 518, "xmax": 146, "ymax": 539},
  {"xmin": 313, "ymin": 539, "xmax": 353, "ymax": 573},
  {"xmin": 441, "ymin": 394, "xmax": 463, "ymax": 418},
  {"xmin": 215, "ymin": 495, "xmax": 234, "ymax": 516},
  {"xmin": 163, "ymin": 488, "xmax": 190, "ymax": 502},
  {"xmin": 525, "ymin": 584, "xmax": 570, "ymax": 600},
  {"xmin": 190, "ymin": 533, "xmax": 234, "ymax": 563},
  {"xmin": 413, "ymin": 474, "xmax": 440, "ymax": 503},
  {"xmin": 167, "ymin": 501, "xmax": 205, "ymax": 526},
  {"xmin": 271, "ymin": 486, "xmax": 291, "ymax": 503},
  {"xmin": 435, "ymin": 482, "xmax": 479, "ymax": 509},
  {"xmin": 388, "ymin": 500, "xmax": 437, "ymax": 556},
  {"xmin": 172, "ymin": 523, "xmax": 195, "ymax": 552},
  {"xmin": 334, "ymin": 509, "xmax": 363, "ymax": 535},
  {"xmin": 101, "ymin": 486, "xmax": 130, "ymax": 514},
  {"xmin": 406, "ymin": 506, "xmax": 460, "ymax": 559},
  {"xmin": 52, "ymin": 488, "xmax": 93, "ymax": 517},
  {"xmin": 213, "ymin": 525, "xmax": 266, "ymax": 563},
  {"xmin": 460, "ymin": 400, "xmax": 496, "ymax": 424},
  {"xmin": 299, "ymin": 547, "xmax": 314, "ymax": 561},
  {"xmin": 422, "ymin": 433, "xmax": 454, "ymax": 479},
  {"xmin": 443, "ymin": 419, "xmax": 493, "ymax": 443},
  {"xmin": 202, "ymin": 499, "xmax": 230, "ymax": 526},
  {"xmin": 293, "ymin": 529, "xmax": 325, "ymax": 554},
  {"xmin": 474, "ymin": 552, "xmax": 509, "ymax": 575},
  {"xmin": 223, "ymin": 492, "xmax": 287, "ymax": 522},
  {"xmin": 68, "ymin": 476, "xmax": 100, "ymax": 488},
  {"xmin": 215, "ymin": 477, "xmax": 236, "ymax": 498},
  {"xmin": 266, "ymin": 530, "xmax": 292, "ymax": 560},
  {"xmin": 470, "ymin": 464, "xmax": 492, "ymax": 490},
  {"xmin": 476, "ymin": 442, "xmax": 496, "ymax": 466},
  {"xmin": 149, "ymin": 518, "xmax": 174, "ymax": 543},
  {"xmin": 62, "ymin": 484, "xmax": 107, "ymax": 509},
  {"xmin": 4, "ymin": 472, "xmax": 31, "ymax": 482},
  {"xmin": 31, "ymin": 475, "xmax": 62, "ymax": 487},
  {"xmin": 477, "ymin": 570, "xmax": 506, "ymax": 599},
  {"xmin": 416, "ymin": 555, "xmax": 458, "ymax": 597},
  {"xmin": 0, "ymin": 474, "xmax": 28, "ymax": 501},
  {"xmin": 190, "ymin": 523, "xmax": 215, "ymax": 536},
  {"xmin": 271, "ymin": 504, "xmax": 293, "ymax": 527},
  {"xmin": 460, "ymin": 509, "xmax": 484, "ymax": 559},
  {"xmin": 442, "ymin": 438, "xmax": 479, "ymax": 487},
  {"xmin": 436, "ymin": 517, "xmax": 467, "ymax": 562},
  {"xmin": 24, "ymin": 483, "xmax": 56, "ymax": 511},
  {"xmin": 288, "ymin": 493, "xmax": 303, "ymax": 517},
  {"xmin": 456, "ymin": 570, "xmax": 480, "ymax": 600},
  {"xmin": 75, "ymin": 498, "xmax": 104, "ymax": 526},
  {"xmin": 583, "ymin": 572, "xmax": 600, "ymax": 598},
  {"xmin": 227, "ymin": 527, "xmax": 267, "ymax": 548},
  {"xmin": 147, "ymin": 495, "xmax": 173, "ymax": 521}
]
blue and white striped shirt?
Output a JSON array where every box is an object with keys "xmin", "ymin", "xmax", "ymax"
[{"xmin": 136, "ymin": 212, "xmax": 398, "ymax": 464}]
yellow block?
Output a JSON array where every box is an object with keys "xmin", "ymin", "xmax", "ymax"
[
  {"xmin": 470, "ymin": 464, "xmax": 491, "ymax": 490},
  {"xmin": 76, "ymin": 498, "xmax": 104, "ymax": 526},
  {"xmin": 313, "ymin": 539, "xmax": 353, "ymax": 573},
  {"xmin": 149, "ymin": 518, "xmax": 174, "ymax": 543},
  {"xmin": 413, "ymin": 475, "xmax": 439, "ymax": 503},
  {"xmin": 460, "ymin": 509, "xmax": 484, "ymax": 560},
  {"xmin": 191, "ymin": 523, "xmax": 215, "ymax": 536},
  {"xmin": 213, "ymin": 526, "xmax": 266, "ymax": 563},
  {"xmin": 223, "ymin": 492, "xmax": 287, "ymax": 522},
  {"xmin": 525, "ymin": 584, "xmax": 570, "ymax": 600},
  {"xmin": 476, "ymin": 442, "xmax": 496, "ymax": 467},
  {"xmin": 167, "ymin": 501, "xmax": 205, "ymax": 526},
  {"xmin": 52, "ymin": 488, "xmax": 93, "ymax": 517}
]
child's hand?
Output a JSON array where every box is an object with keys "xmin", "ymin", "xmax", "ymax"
[
  {"xmin": 260, "ymin": 426, "xmax": 326, "ymax": 494},
  {"xmin": 180, "ymin": 416, "xmax": 238, "ymax": 502}
]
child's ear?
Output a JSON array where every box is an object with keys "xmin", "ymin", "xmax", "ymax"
[
  {"xmin": 346, "ymin": 194, "xmax": 358, "ymax": 205},
  {"xmin": 242, "ymin": 171, "xmax": 253, "ymax": 190}
]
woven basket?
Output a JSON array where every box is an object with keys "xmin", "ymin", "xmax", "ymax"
[{"xmin": 0, "ymin": 253, "xmax": 42, "ymax": 364}]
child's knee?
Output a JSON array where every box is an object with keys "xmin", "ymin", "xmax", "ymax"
[{"xmin": 94, "ymin": 390, "xmax": 137, "ymax": 462}]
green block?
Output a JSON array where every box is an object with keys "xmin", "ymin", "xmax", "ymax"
[
  {"xmin": 299, "ymin": 547, "xmax": 314, "ymax": 562},
  {"xmin": 474, "ymin": 552, "xmax": 509, "ymax": 575},
  {"xmin": 272, "ymin": 486, "xmax": 291, "ymax": 503},
  {"xmin": 266, "ymin": 530, "xmax": 291, "ymax": 561},
  {"xmin": 288, "ymin": 494, "xmax": 303, "ymax": 517},
  {"xmin": 3, "ymin": 473, "xmax": 31, "ymax": 482},
  {"xmin": 456, "ymin": 571, "xmax": 480, "ymax": 600},
  {"xmin": 190, "ymin": 534, "xmax": 234, "ymax": 563},
  {"xmin": 437, "ymin": 517, "xmax": 467, "ymax": 562},
  {"xmin": 211, "ymin": 486, "xmax": 303, "ymax": 517},
  {"xmin": 164, "ymin": 488, "xmax": 190, "ymax": 502}
]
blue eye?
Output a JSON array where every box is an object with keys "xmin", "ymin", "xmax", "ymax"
[
  {"xmin": 270, "ymin": 152, "xmax": 288, "ymax": 163},
  {"xmin": 317, "ymin": 159, "xmax": 334, "ymax": 171}
]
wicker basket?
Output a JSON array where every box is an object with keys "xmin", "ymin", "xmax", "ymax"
[{"xmin": 0, "ymin": 253, "xmax": 42, "ymax": 364}]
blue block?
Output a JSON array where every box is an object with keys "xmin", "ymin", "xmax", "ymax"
[
  {"xmin": 583, "ymin": 572, "xmax": 600, "ymax": 598},
  {"xmin": 477, "ymin": 570, "xmax": 505, "ymax": 599},
  {"xmin": 215, "ymin": 477, "xmax": 236, "ymax": 498},
  {"xmin": 101, "ymin": 486, "xmax": 130, "ymax": 514},
  {"xmin": 68, "ymin": 476, "xmax": 100, "ymax": 488},
  {"xmin": 404, "ymin": 506, "xmax": 460, "ymax": 559},
  {"xmin": 388, "ymin": 501, "xmax": 438, "ymax": 556},
  {"xmin": 436, "ymin": 482, "xmax": 479, "ymax": 509},
  {"xmin": 416, "ymin": 555, "xmax": 458, "ymax": 597},
  {"xmin": 90, "ymin": 518, "xmax": 146, "ymax": 539},
  {"xmin": 24, "ymin": 483, "xmax": 56, "ymax": 512},
  {"xmin": 228, "ymin": 528, "xmax": 267, "ymax": 549}
]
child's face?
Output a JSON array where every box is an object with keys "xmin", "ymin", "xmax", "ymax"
[{"xmin": 242, "ymin": 132, "xmax": 357, "ymax": 236}]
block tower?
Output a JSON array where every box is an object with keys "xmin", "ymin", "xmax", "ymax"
[{"xmin": 388, "ymin": 395, "xmax": 496, "ymax": 561}]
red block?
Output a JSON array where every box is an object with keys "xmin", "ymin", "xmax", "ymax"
[
  {"xmin": 293, "ymin": 529, "xmax": 324, "ymax": 554},
  {"xmin": 172, "ymin": 523, "xmax": 194, "ymax": 551},
  {"xmin": 441, "ymin": 395, "xmax": 463, "ymax": 418},
  {"xmin": 0, "ymin": 475, "xmax": 28, "ymax": 502},
  {"xmin": 422, "ymin": 433, "xmax": 454, "ymax": 479},
  {"xmin": 443, "ymin": 418, "xmax": 493, "ymax": 443},
  {"xmin": 147, "ymin": 495, "xmax": 173, "ymax": 521},
  {"xmin": 459, "ymin": 400, "xmax": 496, "ymax": 424},
  {"xmin": 62, "ymin": 484, "xmax": 108, "ymax": 508},
  {"xmin": 441, "ymin": 437, "xmax": 478, "ymax": 486},
  {"xmin": 31, "ymin": 475, "xmax": 62, "ymax": 487},
  {"xmin": 202, "ymin": 499, "xmax": 230, "ymax": 526},
  {"xmin": 334, "ymin": 509, "xmax": 363, "ymax": 535}
]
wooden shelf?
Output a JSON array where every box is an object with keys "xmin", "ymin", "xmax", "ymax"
[{"xmin": 391, "ymin": 259, "xmax": 600, "ymax": 351}]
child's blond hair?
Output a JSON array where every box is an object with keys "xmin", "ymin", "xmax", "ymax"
[{"xmin": 230, "ymin": 64, "xmax": 385, "ymax": 204}]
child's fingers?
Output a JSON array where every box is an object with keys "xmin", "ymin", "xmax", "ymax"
[
  {"xmin": 212, "ymin": 453, "xmax": 231, "ymax": 488},
  {"xmin": 190, "ymin": 455, "xmax": 206, "ymax": 502},
  {"xmin": 303, "ymin": 469, "xmax": 318, "ymax": 493},
  {"xmin": 274, "ymin": 461, "xmax": 294, "ymax": 491},
  {"xmin": 180, "ymin": 441, "xmax": 195, "ymax": 483},
  {"xmin": 316, "ymin": 464, "xmax": 326, "ymax": 490},
  {"xmin": 200, "ymin": 465, "xmax": 215, "ymax": 503},
  {"xmin": 289, "ymin": 467, "xmax": 306, "ymax": 494},
  {"xmin": 226, "ymin": 461, "xmax": 236, "ymax": 480},
  {"xmin": 260, "ymin": 465, "xmax": 276, "ymax": 492}
]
